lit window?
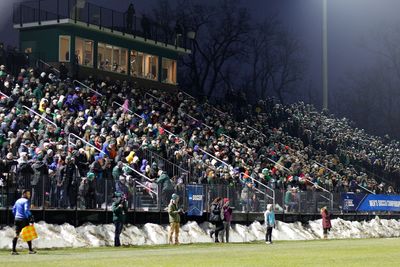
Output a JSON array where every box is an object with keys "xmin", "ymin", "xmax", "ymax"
[
  {"xmin": 162, "ymin": 58, "xmax": 177, "ymax": 84},
  {"xmin": 75, "ymin": 37, "xmax": 94, "ymax": 67},
  {"xmin": 97, "ymin": 43, "xmax": 127, "ymax": 74},
  {"xmin": 59, "ymin": 35, "xmax": 70, "ymax": 62}
]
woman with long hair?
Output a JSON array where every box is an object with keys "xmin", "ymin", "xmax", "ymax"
[
  {"xmin": 209, "ymin": 197, "xmax": 224, "ymax": 243},
  {"xmin": 321, "ymin": 206, "xmax": 332, "ymax": 239}
]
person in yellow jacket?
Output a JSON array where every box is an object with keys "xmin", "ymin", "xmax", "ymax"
[{"xmin": 168, "ymin": 193, "xmax": 183, "ymax": 245}]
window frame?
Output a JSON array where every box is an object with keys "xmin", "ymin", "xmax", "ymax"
[{"xmin": 59, "ymin": 35, "xmax": 71, "ymax": 63}]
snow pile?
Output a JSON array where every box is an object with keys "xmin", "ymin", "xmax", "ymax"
[{"xmin": 1, "ymin": 217, "xmax": 400, "ymax": 249}]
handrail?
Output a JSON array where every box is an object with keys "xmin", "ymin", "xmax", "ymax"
[
  {"xmin": 202, "ymin": 102, "xmax": 227, "ymax": 116},
  {"xmin": 22, "ymin": 105, "xmax": 57, "ymax": 127},
  {"xmin": 311, "ymin": 159, "xmax": 375, "ymax": 195},
  {"xmin": 266, "ymin": 157, "xmax": 291, "ymax": 173},
  {"xmin": 266, "ymin": 156, "xmax": 333, "ymax": 208},
  {"xmin": 222, "ymin": 134, "xmax": 249, "ymax": 149},
  {"xmin": 143, "ymin": 148, "xmax": 189, "ymax": 174},
  {"xmin": 240, "ymin": 172, "xmax": 275, "ymax": 206},
  {"xmin": 181, "ymin": 112, "xmax": 212, "ymax": 129},
  {"xmin": 341, "ymin": 152, "xmax": 396, "ymax": 188},
  {"xmin": 39, "ymin": 59, "xmax": 60, "ymax": 73},
  {"xmin": 135, "ymin": 180, "xmax": 158, "ymax": 196},
  {"xmin": 313, "ymin": 161, "xmax": 338, "ymax": 176},
  {"xmin": 0, "ymin": 91, "xmax": 10, "ymax": 99},
  {"xmin": 74, "ymin": 80, "xmax": 103, "ymax": 96},
  {"xmin": 246, "ymin": 125, "xmax": 267, "ymax": 138},
  {"xmin": 145, "ymin": 92, "xmax": 173, "ymax": 109},
  {"xmin": 179, "ymin": 90, "xmax": 196, "ymax": 100},
  {"xmin": 67, "ymin": 133, "xmax": 158, "ymax": 196},
  {"xmin": 68, "ymin": 133, "xmax": 103, "ymax": 154},
  {"xmin": 357, "ymin": 184, "xmax": 376, "ymax": 195},
  {"xmin": 113, "ymin": 99, "xmax": 185, "ymax": 146},
  {"xmin": 198, "ymin": 147, "xmax": 233, "ymax": 170},
  {"xmin": 112, "ymin": 101, "xmax": 142, "ymax": 119},
  {"xmin": 122, "ymin": 163, "xmax": 158, "ymax": 196},
  {"xmin": 187, "ymin": 152, "xmax": 217, "ymax": 172},
  {"xmin": 160, "ymin": 126, "xmax": 186, "ymax": 146},
  {"xmin": 178, "ymin": 90, "xmax": 226, "ymax": 115},
  {"xmin": 303, "ymin": 177, "xmax": 333, "ymax": 209}
]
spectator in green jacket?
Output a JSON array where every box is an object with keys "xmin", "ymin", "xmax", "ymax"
[
  {"xmin": 168, "ymin": 193, "xmax": 182, "ymax": 245},
  {"xmin": 112, "ymin": 192, "xmax": 128, "ymax": 247},
  {"xmin": 157, "ymin": 170, "xmax": 174, "ymax": 206}
]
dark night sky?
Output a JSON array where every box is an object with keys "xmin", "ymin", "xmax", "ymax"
[{"xmin": 2, "ymin": 0, "xmax": 400, "ymax": 109}]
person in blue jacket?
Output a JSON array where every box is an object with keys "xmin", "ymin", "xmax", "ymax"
[
  {"xmin": 264, "ymin": 204, "xmax": 276, "ymax": 244},
  {"xmin": 11, "ymin": 189, "xmax": 36, "ymax": 255}
]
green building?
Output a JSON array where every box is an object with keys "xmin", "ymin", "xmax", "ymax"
[{"xmin": 13, "ymin": 0, "xmax": 191, "ymax": 86}]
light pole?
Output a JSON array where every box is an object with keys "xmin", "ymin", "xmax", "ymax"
[{"xmin": 322, "ymin": 0, "xmax": 328, "ymax": 110}]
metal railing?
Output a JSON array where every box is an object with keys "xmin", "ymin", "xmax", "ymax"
[
  {"xmin": 67, "ymin": 133, "xmax": 158, "ymax": 200},
  {"xmin": 140, "ymin": 148, "xmax": 190, "ymax": 183},
  {"xmin": 38, "ymin": 59, "xmax": 60, "ymax": 73},
  {"xmin": 13, "ymin": 0, "xmax": 189, "ymax": 50},
  {"xmin": 145, "ymin": 92, "xmax": 173, "ymax": 110},
  {"xmin": 112, "ymin": 101, "xmax": 142, "ymax": 120},
  {"xmin": 245, "ymin": 125, "xmax": 267, "ymax": 138},
  {"xmin": 240, "ymin": 172, "xmax": 275, "ymax": 207},
  {"xmin": 22, "ymin": 105, "xmax": 57, "ymax": 127},
  {"xmin": 267, "ymin": 156, "xmax": 334, "ymax": 210},
  {"xmin": 198, "ymin": 147, "xmax": 232, "ymax": 170},
  {"xmin": 74, "ymin": 80, "xmax": 102, "ymax": 96},
  {"xmin": 181, "ymin": 112, "xmax": 212, "ymax": 129},
  {"xmin": 0, "ymin": 91, "xmax": 10, "ymax": 99}
]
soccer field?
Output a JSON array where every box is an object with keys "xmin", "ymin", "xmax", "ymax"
[{"xmin": 1, "ymin": 238, "xmax": 399, "ymax": 267}]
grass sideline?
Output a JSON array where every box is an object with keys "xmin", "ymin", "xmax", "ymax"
[{"xmin": 1, "ymin": 238, "xmax": 399, "ymax": 267}]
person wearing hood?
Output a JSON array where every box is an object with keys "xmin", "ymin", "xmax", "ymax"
[
  {"xmin": 168, "ymin": 193, "xmax": 183, "ymax": 245},
  {"xmin": 112, "ymin": 161, "xmax": 124, "ymax": 181},
  {"xmin": 156, "ymin": 170, "xmax": 174, "ymax": 206},
  {"xmin": 264, "ymin": 204, "xmax": 276, "ymax": 244},
  {"xmin": 17, "ymin": 152, "xmax": 34, "ymax": 193},
  {"xmin": 64, "ymin": 157, "xmax": 80, "ymax": 209},
  {"xmin": 209, "ymin": 197, "xmax": 224, "ymax": 243},
  {"xmin": 321, "ymin": 206, "xmax": 331, "ymax": 239},
  {"xmin": 112, "ymin": 192, "xmax": 128, "ymax": 247},
  {"xmin": 140, "ymin": 159, "xmax": 148, "ymax": 174},
  {"xmin": 31, "ymin": 155, "xmax": 48, "ymax": 208},
  {"xmin": 115, "ymin": 175, "xmax": 130, "ymax": 198}
]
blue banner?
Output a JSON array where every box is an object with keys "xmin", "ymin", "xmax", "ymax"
[
  {"xmin": 358, "ymin": 194, "xmax": 400, "ymax": 212},
  {"xmin": 186, "ymin": 185, "xmax": 204, "ymax": 216},
  {"xmin": 342, "ymin": 193, "xmax": 400, "ymax": 212},
  {"xmin": 341, "ymin": 193, "xmax": 366, "ymax": 212}
]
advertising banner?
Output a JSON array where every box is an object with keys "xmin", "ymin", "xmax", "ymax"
[
  {"xmin": 341, "ymin": 193, "xmax": 366, "ymax": 212},
  {"xmin": 342, "ymin": 193, "xmax": 400, "ymax": 212},
  {"xmin": 186, "ymin": 185, "xmax": 204, "ymax": 216},
  {"xmin": 358, "ymin": 194, "xmax": 400, "ymax": 212}
]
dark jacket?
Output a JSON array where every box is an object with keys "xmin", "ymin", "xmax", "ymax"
[
  {"xmin": 209, "ymin": 203, "xmax": 222, "ymax": 222},
  {"xmin": 112, "ymin": 198, "xmax": 128, "ymax": 223},
  {"xmin": 156, "ymin": 172, "xmax": 173, "ymax": 192}
]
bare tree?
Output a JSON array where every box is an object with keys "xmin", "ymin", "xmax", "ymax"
[
  {"xmin": 244, "ymin": 18, "xmax": 305, "ymax": 104},
  {"xmin": 176, "ymin": 0, "xmax": 250, "ymax": 98},
  {"xmin": 339, "ymin": 26, "xmax": 400, "ymax": 137}
]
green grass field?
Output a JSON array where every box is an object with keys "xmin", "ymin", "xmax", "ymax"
[{"xmin": 1, "ymin": 238, "xmax": 399, "ymax": 267}]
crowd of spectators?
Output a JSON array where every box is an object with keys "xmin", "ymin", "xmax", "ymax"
[{"xmin": 0, "ymin": 57, "xmax": 398, "ymax": 213}]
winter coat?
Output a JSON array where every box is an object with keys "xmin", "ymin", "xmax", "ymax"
[
  {"xmin": 156, "ymin": 172, "xmax": 173, "ymax": 192},
  {"xmin": 31, "ymin": 160, "xmax": 48, "ymax": 186},
  {"xmin": 112, "ymin": 198, "xmax": 128, "ymax": 223},
  {"xmin": 168, "ymin": 201, "xmax": 181, "ymax": 223},
  {"xmin": 264, "ymin": 210, "xmax": 276, "ymax": 228},
  {"xmin": 209, "ymin": 203, "xmax": 222, "ymax": 222},
  {"xmin": 140, "ymin": 159, "xmax": 148, "ymax": 173},
  {"xmin": 321, "ymin": 210, "xmax": 331, "ymax": 229}
]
